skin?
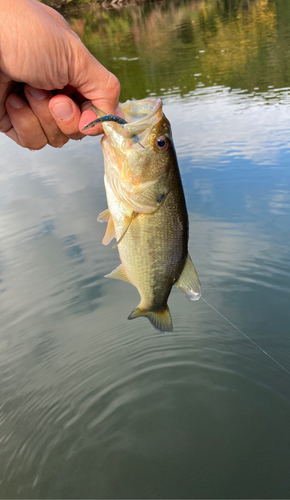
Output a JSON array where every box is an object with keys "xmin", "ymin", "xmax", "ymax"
[{"xmin": 0, "ymin": 0, "xmax": 121, "ymax": 149}]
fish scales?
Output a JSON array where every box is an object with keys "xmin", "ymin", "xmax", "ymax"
[
  {"xmin": 111, "ymin": 187, "xmax": 188, "ymax": 310},
  {"xmin": 95, "ymin": 98, "xmax": 201, "ymax": 332}
]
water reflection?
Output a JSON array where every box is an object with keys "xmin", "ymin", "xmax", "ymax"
[
  {"xmin": 165, "ymin": 87, "xmax": 290, "ymax": 165},
  {"xmin": 64, "ymin": 0, "xmax": 285, "ymax": 99},
  {"xmin": 1, "ymin": 0, "xmax": 290, "ymax": 498}
]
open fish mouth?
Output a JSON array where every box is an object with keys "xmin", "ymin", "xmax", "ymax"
[
  {"xmin": 119, "ymin": 98, "xmax": 163, "ymax": 135},
  {"xmin": 82, "ymin": 98, "xmax": 163, "ymax": 139}
]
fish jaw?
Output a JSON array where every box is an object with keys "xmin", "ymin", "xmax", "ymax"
[
  {"xmin": 119, "ymin": 98, "xmax": 163, "ymax": 135},
  {"xmin": 101, "ymin": 98, "xmax": 164, "ymax": 154}
]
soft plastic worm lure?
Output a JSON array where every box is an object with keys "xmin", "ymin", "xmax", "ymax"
[
  {"xmin": 82, "ymin": 114, "xmax": 128, "ymax": 131},
  {"xmin": 82, "ymin": 114, "xmax": 145, "ymax": 149}
]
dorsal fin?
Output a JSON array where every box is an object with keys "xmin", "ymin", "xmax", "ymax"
[
  {"xmin": 104, "ymin": 264, "xmax": 130, "ymax": 283},
  {"xmin": 175, "ymin": 254, "xmax": 202, "ymax": 300},
  {"xmin": 128, "ymin": 305, "xmax": 173, "ymax": 333}
]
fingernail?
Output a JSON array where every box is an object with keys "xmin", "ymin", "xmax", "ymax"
[
  {"xmin": 27, "ymin": 86, "xmax": 49, "ymax": 100},
  {"xmin": 8, "ymin": 95, "xmax": 24, "ymax": 110},
  {"xmin": 51, "ymin": 101, "xmax": 74, "ymax": 121}
]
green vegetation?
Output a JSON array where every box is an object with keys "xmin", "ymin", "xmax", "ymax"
[
  {"xmin": 40, "ymin": 0, "xmax": 155, "ymax": 7},
  {"xmin": 42, "ymin": 0, "xmax": 290, "ymax": 101}
]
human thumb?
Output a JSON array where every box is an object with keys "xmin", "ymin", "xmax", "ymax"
[{"xmin": 0, "ymin": 78, "xmax": 13, "ymax": 134}]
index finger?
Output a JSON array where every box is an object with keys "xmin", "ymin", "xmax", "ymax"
[{"xmin": 68, "ymin": 46, "xmax": 121, "ymax": 131}]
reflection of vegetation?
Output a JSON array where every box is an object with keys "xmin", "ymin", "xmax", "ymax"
[
  {"xmin": 45, "ymin": 0, "xmax": 290, "ymax": 100},
  {"xmin": 41, "ymin": 0, "xmax": 159, "ymax": 7}
]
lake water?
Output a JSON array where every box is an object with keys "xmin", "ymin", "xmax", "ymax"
[{"xmin": 1, "ymin": 0, "xmax": 290, "ymax": 498}]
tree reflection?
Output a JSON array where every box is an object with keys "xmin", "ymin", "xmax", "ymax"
[{"xmin": 47, "ymin": 0, "xmax": 290, "ymax": 100}]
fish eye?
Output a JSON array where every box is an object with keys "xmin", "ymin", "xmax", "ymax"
[{"xmin": 155, "ymin": 135, "xmax": 169, "ymax": 151}]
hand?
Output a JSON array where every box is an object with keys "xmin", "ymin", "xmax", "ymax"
[{"xmin": 0, "ymin": 0, "xmax": 120, "ymax": 149}]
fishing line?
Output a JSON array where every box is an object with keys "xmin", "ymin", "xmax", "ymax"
[
  {"xmin": 170, "ymin": 262, "xmax": 290, "ymax": 375},
  {"xmin": 86, "ymin": 111, "xmax": 288, "ymax": 375},
  {"xmin": 200, "ymin": 296, "xmax": 290, "ymax": 376}
]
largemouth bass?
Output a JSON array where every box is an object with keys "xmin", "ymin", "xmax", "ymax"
[{"xmin": 92, "ymin": 98, "xmax": 201, "ymax": 332}]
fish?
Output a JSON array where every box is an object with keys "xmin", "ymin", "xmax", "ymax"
[{"xmin": 89, "ymin": 98, "xmax": 201, "ymax": 332}]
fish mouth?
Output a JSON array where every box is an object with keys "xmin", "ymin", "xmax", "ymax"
[
  {"xmin": 119, "ymin": 98, "xmax": 163, "ymax": 136},
  {"xmin": 100, "ymin": 98, "xmax": 163, "ymax": 142},
  {"xmin": 82, "ymin": 98, "xmax": 163, "ymax": 139}
]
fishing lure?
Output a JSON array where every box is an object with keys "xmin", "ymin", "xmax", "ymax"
[
  {"xmin": 82, "ymin": 114, "xmax": 127, "ymax": 131},
  {"xmin": 82, "ymin": 113, "xmax": 145, "ymax": 149}
]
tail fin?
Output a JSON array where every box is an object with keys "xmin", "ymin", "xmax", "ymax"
[{"xmin": 128, "ymin": 305, "xmax": 173, "ymax": 333}]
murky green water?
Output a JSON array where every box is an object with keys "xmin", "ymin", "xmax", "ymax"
[{"xmin": 1, "ymin": 0, "xmax": 290, "ymax": 497}]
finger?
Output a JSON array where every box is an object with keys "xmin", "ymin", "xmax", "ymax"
[
  {"xmin": 78, "ymin": 101, "xmax": 102, "ymax": 135},
  {"xmin": 90, "ymin": 70, "xmax": 121, "ymax": 115},
  {"xmin": 35, "ymin": 0, "xmax": 71, "ymax": 30},
  {"xmin": 0, "ymin": 108, "xmax": 12, "ymax": 134},
  {"xmin": 69, "ymin": 44, "xmax": 121, "ymax": 115},
  {"xmin": 79, "ymin": 108, "xmax": 103, "ymax": 136},
  {"xmin": 79, "ymin": 103, "xmax": 125, "ymax": 136},
  {"xmin": 86, "ymin": 69, "xmax": 121, "ymax": 116},
  {"xmin": 5, "ymin": 94, "xmax": 48, "ymax": 150},
  {"xmin": 49, "ymin": 95, "xmax": 84, "ymax": 140},
  {"xmin": 0, "ymin": 78, "xmax": 13, "ymax": 133},
  {"xmin": 25, "ymin": 85, "xmax": 69, "ymax": 148}
]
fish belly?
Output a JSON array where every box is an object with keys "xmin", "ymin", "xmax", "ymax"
[{"xmin": 106, "ymin": 178, "xmax": 187, "ymax": 311}]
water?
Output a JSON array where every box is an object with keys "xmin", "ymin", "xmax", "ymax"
[{"xmin": 1, "ymin": 0, "xmax": 290, "ymax": 497}]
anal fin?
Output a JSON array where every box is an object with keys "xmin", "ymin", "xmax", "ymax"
[
  {"xmin": 175, "ymin": 254, "xmax": 202, "ymax": 300},
  {"xmin": 104, "ymin": 264, "xmax": 130, "ymax": 283}
]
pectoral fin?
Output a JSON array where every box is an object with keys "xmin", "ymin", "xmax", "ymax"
[
  {"xmin": 128, "ymin": 305, "xmax": 173, "ymax": 333},
  {"xmin": 104, "ymin": 264, "xmax": 130, "ymax": 283},
  {"xmin": 112, "ymin": 211, "xmax": 135, "ymax": 249},
  {"xmin": 97, "ymin": 208, "xmax": 110, "ymax": 223},
  {"xmin": 175, "ymin": 254, "xmax": 202, "ymax": 300},
  {"xmin": 102, "ymin": 215, "xmax": 116, "ymax": 246}
]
